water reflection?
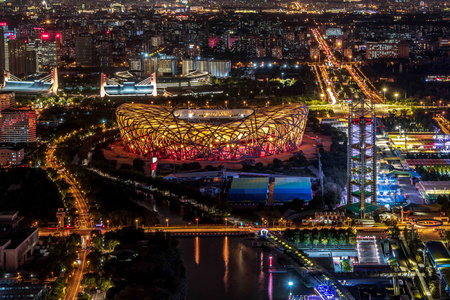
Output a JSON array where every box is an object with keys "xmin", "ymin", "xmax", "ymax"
[
  {"xmin": 195, "ymin": 237, "xmax": 200, "ymax": 265},
  {"xmin": 179, "ymin": 237, "xmax": 313, "ymax": 300},
  {"xmin": 223, "ymin": 236, "xmax": 229, "ymax": 291}
]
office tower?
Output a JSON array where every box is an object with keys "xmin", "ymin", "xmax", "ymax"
[{"xmin": 75, "ymin": 35, "xmax": 93, "ymax": 67}]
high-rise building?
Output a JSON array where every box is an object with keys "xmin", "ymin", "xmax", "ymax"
[
  {"xmin": 129, "ymin": 57, "xmax": 142, "ymax": 72},
  {"xmin": 188, "ymin": 44, "xmax": 200, "ymax": 57},
  {"xmin": 208, "ymin": 60, "xmax": 231, "ymax": 78},
  {"xmin": 0, "ymin": 92, "xmax": 15, "ymax": 111},
  {"xmin": 0, "ymin": 28, "xmax": 4, "ymax": 79},
  {"xmin": 151, "ymin": 36, "xmax": 163, "ymax": 47},
  {"xmin": 26, "ymin": 49, "xmax": 36, "ymax": 75},
  {"xmin": 143, "ymin": 57, "xmax": 158, "ymax": 77},
  {"xmin": 366, "ymin": 42, "xmax": 409, "ymax": 60},
  {"xmin": 182, "ymin": 59, "xmax": 194, "ymax": 75},
  {"xmin": 75, "ymin": 35, "xmax": 93, "ymax": 67},
  {"xmin": 0, "ymin": 108, "xmax": 36, "ymax": 144},
  {"xmin": 272, "ymin": 46, "xmax": 283, "ymax": 60},
  {"xmin": 256, "ymin": 46, "xmax": 266, "ymax": 58},
  {"xmin": 96, "ymin": 42, "xmax": 112, "ymax": 69},
  {"xmin": 196, "ymin": 60, "xmax": 208, "ymax": 73},
  {"xmin": 8, "ymin": 40, "xmax": 27, "ymax": 76},
  {"xmin": 40, "ymin": 41, "xmax": 60, "ymax": 70}
]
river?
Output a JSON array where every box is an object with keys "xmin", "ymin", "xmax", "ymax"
[{"xmin": 137, "ymin": 194, "xmax": 314, "ymax": 300}]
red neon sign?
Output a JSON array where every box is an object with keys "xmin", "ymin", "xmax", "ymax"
[
  {"xmin": 0, "ymin": 22, "xmax": 7, "ymax": 27},
  {"xmin": 41, "ymin": 33, "xmax": 50, "ymax": 39}
]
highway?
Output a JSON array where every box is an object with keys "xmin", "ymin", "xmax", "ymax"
[{"xmin": 311, "ymin": 28, "xmax": 385, "ymax": 105}]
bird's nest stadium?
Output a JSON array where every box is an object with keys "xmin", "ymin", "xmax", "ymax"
[{"xmin": 116, "ymin": 103, "xmax": 308, "ymax": 161}]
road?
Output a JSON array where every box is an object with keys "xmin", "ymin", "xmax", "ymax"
[
  {"xmin": 65, "ymin": 250, "xmax": 89, "ymax": 300},
  {"xmin": 311, "ymin": 28, "xmax": 384, "ymax": 105},
  {"xmin": 45, "ymin": 134, "xmax": 92, "ymax": 300}
]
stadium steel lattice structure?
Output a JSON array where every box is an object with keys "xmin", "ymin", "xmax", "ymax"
[{"xmin": 116, "ymin": 103, "xmax": 308, "ymax": 160}]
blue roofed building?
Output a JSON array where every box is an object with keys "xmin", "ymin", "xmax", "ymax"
[
  {"xmin": 272, "ymin": 177, "xmax": 312, "ymax": 202},
  {"xmin": 227, "ymin": 177, "xmax": 269, "ymax": 203}
]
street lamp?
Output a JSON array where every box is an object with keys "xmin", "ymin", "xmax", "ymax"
[
  {"xmin": 288, "ymin": 281, "xmax": 293, "ymax": 295},
  {"xmin": 224, "ymin": 218, "xmax": 228, "ymax": 229},
  {"xmin": 314, "ymin": 55, "xmax": 317, "ymax": 64},
  {"xmin": 320, "ymin": 93, "xmax": 325, "ymax": 102},
  {"xmin": 195, "ymin": 218, "xmax": 199, "ymax": 229},
  {"xmin": 394, "ymin": 93, "xmax": 399, "ymax": 102},
  {"xmin": 383, "ymin": 88, "xmax": 387, "ymax": 102},
  {"xmin": 106, "ymin": 219, "xmax": 109, "ymax": 230},
  {"xmin": 166, "ymin": 218, "xmax": 169, "ymax": 227},
  {"xmin": 135, "ymin": 219, "xmax": 138, "ymax": 230}
]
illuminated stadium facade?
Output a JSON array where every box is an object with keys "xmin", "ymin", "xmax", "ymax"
[{"xmin": 116, "ymin": 103, "xmax": 308, "ymax": 160}]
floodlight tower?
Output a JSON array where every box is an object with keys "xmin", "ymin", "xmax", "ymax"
[{"xmin": 347, "ymin": 97, "xmax": 377, "ymax": 218}]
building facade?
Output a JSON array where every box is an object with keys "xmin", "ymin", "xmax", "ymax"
[
  {"xmin": 0, "ymin": 108, "xmax": 36, "ymax": 144},
  {"xmin": 75, "ymin": 35, "xmax": 94, "ymax": 67},
  {"xmin": 0, "ymin": 146, "xmax": 24, "ymax": 165}
]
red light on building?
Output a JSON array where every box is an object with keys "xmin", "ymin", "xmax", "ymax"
[
  {"xmin": 106, "ymin": 30, "xmax": 110, "ymax": 34},
  {"xmin": 55, "ymin": 33, "xmax": 61, "ymax": 38},
  {"xmin": 41, "ymin": 33, "xmax": 50, "ymax": 39},
  {"xmin": 0, "ymin": 22, "xmax": 7, "ymax": 26}
]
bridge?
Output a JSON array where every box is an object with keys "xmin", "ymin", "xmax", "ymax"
[
  {"xmin": 2, "ymin": 67, "xmax": 58, "ymax": 95},
  {"xmin": 100, "ymin": 72, "xmax": 157, "ymax": 97}
]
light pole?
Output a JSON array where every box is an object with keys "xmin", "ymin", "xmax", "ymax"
[
  {"xmin": 224, "ymin": 218, "xmax": 227, "ymax": 229},
  {"xmin": 402, "ymin": 130, "xmax": 407, "ymax": 150},
  {"xmin": 135, "ymin": 219, "xmax": 138, "ymax": 230},
  {"xmin": 288, "ymin": 281, "xmax": 293, "ymax": 296},
  {"xmin": 394, "ymin": 93, "xmax": 399, "ymax": 102},
  {"xmin": 106, "ymin": 219, "xmax": 109, "ymax": 231},
  {"xmin": 166, "ymin": 218, "xmax": 169, "ymax": 227},
  {"xmin": 195, "ymin": 218, "xmax": 199, "ymax": 229},
  {"xmin": 383, "ymin": 88, "xmax": 387, "ymax": 103}
]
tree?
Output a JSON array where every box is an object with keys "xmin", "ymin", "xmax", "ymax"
[
  {"xmin": 348, "ymin": 235, "xmax": 356, "ymax": 245},
  {"xmin": 303, "ymin": 233, "xmax": 311, "ymax": 246},
  {"xmin": 338, "ymin": 233, "xmax": 347, "ymax": 246},
  {"xmin": 77, "ymin": 293, "xmax": 91, "ymax": 300},
  {"xmin": 341, "ymin": 259, "xmax": 352, "ymax": 272},
  {"xmin": 313, "ymin": 237, "xmax": 319, "ymax": 247},
  {"xmin": 321, "ymin": 236, "xmax": 328, "ymax": 247},
  {"xmin": 273, "ymin": 158, "xmax": 283, "ymax": 169},
  {"xmin": 132, "ymin": 158, "xmax": 146, "ymax": 172},
  {"xmin": 330, "ymin": 236, "xmax": 338, "ymax": 247}
]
